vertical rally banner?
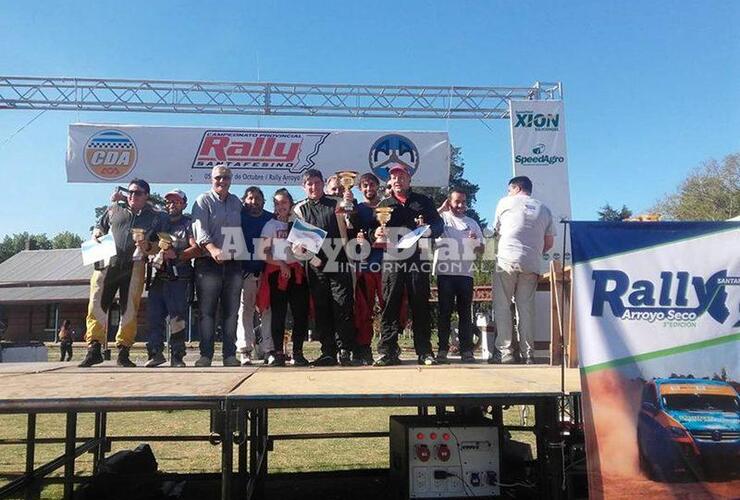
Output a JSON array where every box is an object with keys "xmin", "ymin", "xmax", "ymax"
[
  {"xmin": 510, "ymin": 100, "xmax": 572, "ymax": 271},
  {"xmin": 571, "ymin": 221, "xmax": 740, "ymax": 499}
]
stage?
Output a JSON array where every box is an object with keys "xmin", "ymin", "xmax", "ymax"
[{"xmin": 0, "ymin": 363, "xmax": 582, "ymax": 499}]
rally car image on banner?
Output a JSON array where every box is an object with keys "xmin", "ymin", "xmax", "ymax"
[{"xmin": 637, "ymin": 378, "xmax": 740, "ymax": 481}]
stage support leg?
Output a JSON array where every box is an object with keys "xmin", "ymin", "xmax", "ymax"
[
  {"xmin": 63, "ymin": 412, "xmax": 77, "ymax": 500},
  {"xmin": 256, "ymin": 408, "xmax": 268, "ymax": 499},
  {"xmin": 248, "ymin": 408, "xmax": 257, "ymax": 496},
  {"xmin": 238, "ymin": 409, "xmax": 248, "ymax": 496},
  {"xmin": 221, "ymin": 400, "xmax": 234, "ymax": 500},
  {"xmin": 92, "ymin": 411, "xmax": 108, "ymax": 475},
  {"xmin": 24, "ymin": 413, "xmax": 40, "ymax": 500},
  {"xmin": 535, "ymin": 400, "xmax": 563, "ymax": 500}
]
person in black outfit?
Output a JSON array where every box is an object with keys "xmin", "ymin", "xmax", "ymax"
[
  {"xmin": 371, "ymin": 163, "xmax": 444, "ymax": 366},
  {"xmin": 293, "ymin": 169, "xmax": 359, "ymax": 366}
]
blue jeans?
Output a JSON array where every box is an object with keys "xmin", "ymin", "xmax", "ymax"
[
  {"xmin": 146, "ymin": 279, "xmax": 190, "ymax": 358},
  {"xmin": 195, "ymin": 259, "xmax": 242, "ymax": 359}
]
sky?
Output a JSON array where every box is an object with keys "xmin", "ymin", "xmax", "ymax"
[{"xmin": 1, "ymin": 0, "xmax": 738, "ymax": 239}]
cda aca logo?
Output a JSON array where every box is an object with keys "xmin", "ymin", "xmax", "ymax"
[
  {"xmin": 84, "ymin": 129, "xmax": 138, "ymax": 180},
  {"xmin": 590, "ymin": 269, "xmax": 738, "ymax": 326}
]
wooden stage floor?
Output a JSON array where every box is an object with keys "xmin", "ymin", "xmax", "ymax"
[{"xmin": 0, "ymin": 362, "xmax": 581, "ymax": 413}]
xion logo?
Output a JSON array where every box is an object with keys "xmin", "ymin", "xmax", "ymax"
[
  {"xmin": 590, "ymin": 270, "xmax": 732, "ymax": 324},
  {"xmin": 368, "ymin": 134, "xmax": 419, "ymax": 181},
  {"xmin": 514, "ymin": 112, "xmax": 560, "ymax": 130},
  {"xmin": 193, "ymin": 130, "xmax": 329, "ymax": 173},
  {"xmin": 84, "ymin": 129, "xmax": 137, "ymax": 180}
]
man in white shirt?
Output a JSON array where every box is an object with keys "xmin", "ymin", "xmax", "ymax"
[
  {"xmin": 434, "ymin": 188, "xmax": 484, "ymax": 363},
  {"xmin": 491, "ymin": 176, "xmax": 554, "ymax": 364}
]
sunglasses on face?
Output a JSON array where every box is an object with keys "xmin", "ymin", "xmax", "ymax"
[{"xmin": 128, "ymin": 190, "xmax": 146, "ymax": 197}]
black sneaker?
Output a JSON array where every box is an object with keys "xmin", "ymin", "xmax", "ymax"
[
  {"xmin": 290, "ymin": 352, "xmax": 310, "ymax": 367},
  {"xmin": 339, "ymin": 349, "xmax": 354, "ymax": 367},
  {"xmin": 145, "ymin": 352, "xmax": 166, "ymax": 368},
  {"xmin": 418, "ymin": 354, "xmax": 437, "ymax": 366},
  {"xmin": 116, "ymin": 347, "xmax": 137, "ymax": 368},
  {"xmin": 373, "ymin": 354, "xmax": 401, "ymax": 367},
  {"xmin": 461, "ymin": 351, "xmax": 477, "ymax": 364},
  {"xmin": 435, "ymin": 350, "xmax": 450, "ymax": 364},
  {"xmin": 78, "ymin": 341, "xmax": 104, "ymax": 368},
  {"xmin": 524, "ymin": 356, "xmax": 536, "ymax": 365},
  {"xmin": 266, "ymin": 352, "xmax": 286, "ymax": 367},
  {"xmin": 311, "ymin": 354, "xmax": 338, "ymax": 367},
  {"xmin": 171, "ymin": 355, "xmax": 186, "ymax": 368},
  {"xmin": 353, "ymin": 347, "xmax": 374, "ymax": 366}
]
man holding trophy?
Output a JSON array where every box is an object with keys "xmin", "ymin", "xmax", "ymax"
[
  {"xmin": 144, "ymin": 189, "xmax": 200, "ymax": 367},
  {"xmin": 79, "ymin": 178, "xmax": 167, "ymax": 368},
  {"xmin": 370, "ymin": 163, "xmax": 444, "ymax": 366},
  {"xmin": 293, "ymin": 169, "xmax": 359, "ymax": 366}
]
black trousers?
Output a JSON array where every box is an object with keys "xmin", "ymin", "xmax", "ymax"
[
  {"xmin": 269, "ymin": 271, "xmax": 309, "ymax": 354},
  {"xmin": 59, "ymin": 340, "xmax": 73, "ymax": 361},
  {"xmin": 307, "ymin": 267, "xmax": 355, "ymax": 356},
  {"xmin": 437, "ymin": 275, "xmax": 475, "ymax": 353},
  {"xmin": 379, "ymin": 262, "xmax": 433, "ymax": 357}
]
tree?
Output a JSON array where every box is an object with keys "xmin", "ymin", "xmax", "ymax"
[
  {"xmin": 651, "ymin": 153, "xmax": 740, "ymax": 220},
  {"xmin": 597, "ymin": 203, "xmax": 633, "ymax": 221},
  {"xmin": 0, "ymin": 233, "xmax": 52, "ymax": 263},
  {"xmin": 51, "ymin": 231, "xmax": 84, "ymax": 249},
  {"xmin": 415, "ymin": 145, "xmax": 486, "ymax": 227}
]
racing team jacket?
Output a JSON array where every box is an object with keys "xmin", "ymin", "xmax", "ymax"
[
  {"xmin": 293, "ymin": 195, "xmax": 359, "ymax": 270},
  {"xmin": 96, "ymin": 202, "xmax": 167, "ymax": 268}
]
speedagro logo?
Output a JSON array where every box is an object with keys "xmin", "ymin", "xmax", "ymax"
[
  {"xmin": 84, "ymin": 129, "xmax": 137, "ymax": 180},
  {"xmin": 590, "ymin": 270, "xmax": 735, "ymax": 326},
  {"xmin": 514, "ymin": 144, "xmax": 565, "ymax": 166},
  {"xmin": 514, "ymin": 111, "xmax": 560, "ymax": 131},
  {"xmin": 368, "ymin": 134, "xmax": 419, "ymax": 181},
  {"xmin": 193, "ymin": 130, "xmax": 329, "ymax": 173}
]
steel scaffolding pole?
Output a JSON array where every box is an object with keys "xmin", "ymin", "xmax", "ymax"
[{"xmin": 0, "ymin": 76, "xmax": 561, "ymax": 119}]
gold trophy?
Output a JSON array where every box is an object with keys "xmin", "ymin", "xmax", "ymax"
[
  {"xmin": 152, "ymin": 232, "xmax": 175, "ymax": 271},
  {"xmin": 131, "ymin": 228, "xmax": 147, "ymax": 261},
  {"xmin": 336, "ymin": 170, "xmax": 358, "ymax": 213},
  {"xmin": 373, "ymin": 206, "xmax": 394, "ymax": 248}
]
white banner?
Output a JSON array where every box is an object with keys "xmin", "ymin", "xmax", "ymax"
[
  {"xmin": 571, "ymin": 222, "xmax": 740, "ymax": 496},
  {"xmin": 67, "ymin": 124, "xmax": 450, "ymax": 186},
  {"xmin": 509, "ymin": 100, "xmax": 572, "ymax": 270}
]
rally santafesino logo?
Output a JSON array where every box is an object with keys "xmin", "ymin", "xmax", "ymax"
[{"xmin": 589, "ymin": 270, "xmax": 739, "ymax": 327}]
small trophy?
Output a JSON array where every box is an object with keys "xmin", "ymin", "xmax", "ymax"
[
  {"xmin": 373, "ymin": 207, "xmax": 393, "ymax": 248},
  {"xmin": 336, "ymin": 170, "xmax": 358, "ymax": 213},
  {"xmin": 131, "ymin": 228, "xmax": 146, "ymax": 261},
  {"xmin": 152, "ymin": 233, "xmax": 175, "ymax": 272}
]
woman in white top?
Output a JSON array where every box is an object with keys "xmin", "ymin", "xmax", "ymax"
[{"xmin": 260, "ymin": 189, "xmax": 310, "ymax": 366}]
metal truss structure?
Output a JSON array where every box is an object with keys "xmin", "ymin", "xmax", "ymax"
[{"xmin": 0, "ymin": 76, "xmax": 561, "ymax": 119}]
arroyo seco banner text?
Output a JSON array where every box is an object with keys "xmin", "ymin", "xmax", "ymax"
[
  {"xmin": 571, "ymin": 221, "xmax": 740, "ymax": 499},
  {"xmin": 67, "ymin": 125, "xmax": 450, "ymax": 186}
]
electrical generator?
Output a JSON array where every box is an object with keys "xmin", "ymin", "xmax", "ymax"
[{"xmin": 389, "ymin": 415, "xmax": 500, "ymax": 498}]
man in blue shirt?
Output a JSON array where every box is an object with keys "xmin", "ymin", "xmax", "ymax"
[{"xmin": 236, "ymin": 186, "xmax": 274, "ymax": 365}]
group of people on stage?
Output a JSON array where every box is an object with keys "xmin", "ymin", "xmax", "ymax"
[{"xmin": 78, "ymin": 162, "xmax": 554, "ymax": 369}]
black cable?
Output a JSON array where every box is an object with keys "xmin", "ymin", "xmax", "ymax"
[{"xmin": 446, "ymin": 427, "xmax": 475, "ymax": 497}]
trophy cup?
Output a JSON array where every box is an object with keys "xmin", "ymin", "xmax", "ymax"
[
  {"xmin": 336, "ymin": 170, "xmax": 358, "ymax": 213},
  {"xmin": 152, "ymin": 233, "xmax": 176, "ymax": 275},
  {"xmin": 373, "ymin": 207, "xmax": 394, "ymax": 248},
  {"xmin": 131, "ymin": 228, "xmax": 146, "ymax": 261}
]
